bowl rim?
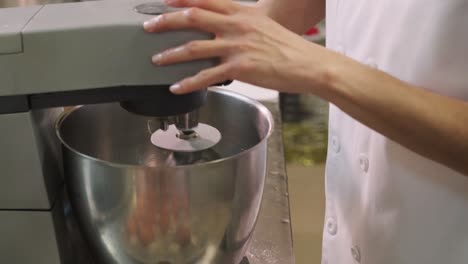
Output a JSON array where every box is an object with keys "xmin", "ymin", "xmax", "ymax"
[{"xmin": 55, "ymin": 87, "xmax": 275, "ymax": 169}]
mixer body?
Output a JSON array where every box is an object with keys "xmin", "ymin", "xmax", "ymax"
[{"xmin": 0, "ymin": 0, "xmax": 267, "ymax": 262}]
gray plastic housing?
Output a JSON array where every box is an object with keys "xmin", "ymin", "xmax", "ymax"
[
  {"xmin": 0, "ymin": 210, "xmax": 61, "ymax": 263},
  {"xmin": 0, "ymin": 0, "xmax": 216, "ymax": 112},
  {"xmin": 0, "ymin": 107, "xmax": 63, "ymax": 210}
]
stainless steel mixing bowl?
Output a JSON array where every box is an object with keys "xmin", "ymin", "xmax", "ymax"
[{"xmin": 56, "ymin": 88, "xmax": 274, "ymax": 264}]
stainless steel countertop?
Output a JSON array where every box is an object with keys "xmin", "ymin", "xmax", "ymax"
[{"xmin": 247, "ymin": 101, "xmax": 295, "ymax": 264}]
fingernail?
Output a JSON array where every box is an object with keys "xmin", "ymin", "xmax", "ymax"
[
  {"xmin": 170, "ymin": 83, "xmax": 182, "ymax": 93},
  {"xmin": 143, "ymin": 15, "xmax": 161, "ymax": 31},
  {"xmin": 143, "ymin": 21, "xmax": 152, "ymax": 31},
  {"xmin": 152, "ymin": 53, "xmax": 163, "ymax": 65}
]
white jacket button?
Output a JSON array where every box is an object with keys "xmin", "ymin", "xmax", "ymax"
[
  {"xmin": 359, "ymin": 153, "xmax": 369, "ymax": 172},
  {"xmin": 331, "ymin": 136, "xmax": 341, "ymax": 153},
  {"xmin": 326, "ymin": 217, "xmax": 338, "ymax": 235},
  {"xmin": 351, "ymin": 246, "xmax": 361, "ymax": 263}
]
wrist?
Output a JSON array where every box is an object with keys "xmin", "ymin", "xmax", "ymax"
[
  {"xmin": 315, "ymin": 52, "xmax": 369, "ymax": 104},
  {"xmin": 295, "ymin": 47, "xmax": 348, "ymax": 102}
]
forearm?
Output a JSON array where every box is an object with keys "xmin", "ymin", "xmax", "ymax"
[
  {"xmin": 255, "ymin": 0, "xmax": 325, "ymax": 34},
  {"xmin": 317, "ymin": 55, "xmax": 468, "ymax": 175}
]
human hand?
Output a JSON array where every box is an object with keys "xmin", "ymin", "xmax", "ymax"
[{"xmin": 143, "ymin": 0, "xmax": 336, "ymax": 96}]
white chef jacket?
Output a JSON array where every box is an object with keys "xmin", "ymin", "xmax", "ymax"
[{"xmin": 323, "ymin": 1, "xmax": 468, "ymax": 264}]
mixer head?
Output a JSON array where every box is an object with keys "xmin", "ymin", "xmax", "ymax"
[
  {"xmin": 119, "ymin": 86, "xmax": 223, "ymax": 152},
  {"xmin": 0, "ymin": 0, "xmax": 229, "ymax": 153}
]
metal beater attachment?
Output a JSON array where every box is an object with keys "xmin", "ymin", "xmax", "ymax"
[{"xmin": 151, "ymin": 123, "xmax": 221, "ymax": 152}]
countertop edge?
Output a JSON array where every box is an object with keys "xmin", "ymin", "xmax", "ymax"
[{"xmin": 247, "ymin": 101, "xmax": 295, "ymax": 264}]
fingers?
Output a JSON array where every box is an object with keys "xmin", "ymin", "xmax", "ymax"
[
  {"xmin": 152, "ymin": 40, "xmax": 230, "ymax": 66},
  {"xmin": 170, "ymin": 63, "xmax": 232, "ymax": 94},
  {"xmin": 164, "ymin": 0, "xmax": 239, "ymax": 14},
  {"xmin": 143, "ymin": 7, "xmax": 227, "ymax": 33}
]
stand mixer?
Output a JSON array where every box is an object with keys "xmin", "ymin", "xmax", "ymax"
[{"xmin": 0, "ymin": 0, "xmax": 273, "ymax": 263}]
